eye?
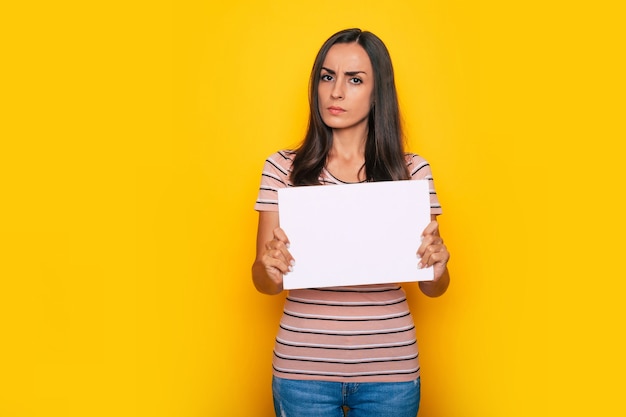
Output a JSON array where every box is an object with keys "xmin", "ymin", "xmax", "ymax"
[
  {"xmin": 320, "ymin": 74, "xmax": 333, "ymax": 82},
  {"xmin": 349, "ymin": 77, "xmax": 363, "ymax": 84}
]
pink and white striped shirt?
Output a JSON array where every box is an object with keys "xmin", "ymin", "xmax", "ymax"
[{"xmin": 255, "ymin": 150, "xmax": 442, "ymax": 382}]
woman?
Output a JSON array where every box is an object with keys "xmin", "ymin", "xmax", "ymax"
[{"xmin": 252, "ymin": 28, "xmax": 450, "ymax": 417}]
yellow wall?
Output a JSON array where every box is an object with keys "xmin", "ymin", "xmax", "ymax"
[{"xmin": 2, "ymin": 1, "xmax": 625, "ymax": 416}]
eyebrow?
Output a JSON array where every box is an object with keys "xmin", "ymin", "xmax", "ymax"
[{"xmin": 321, "ymin": 67, "xmax": 367, "ymax": 76}]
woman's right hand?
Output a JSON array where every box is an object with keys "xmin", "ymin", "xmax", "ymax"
[
  {"xmin": 252, "ymin": 211, "xmax": 294, "ymax": 295},
  {"xmin": 261, "ymin": 227, "xmax": 295, "ymax": 285}
]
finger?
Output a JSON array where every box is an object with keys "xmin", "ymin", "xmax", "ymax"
[
  {"xmin": 263, "ymin": 250, "xmax": 292, "ymax": 275},
  {"xmin": 421, "ymin": 220, "xmax": 440, "ymax": 237},
  {"xmin": 264, "ymin": 235, "xmax": 295, "ymax": 272},
  {"xmin": 417, "ymin": 234, "xmax": 443, "ymax": 258},
  {"xmin": 273, "ymin": 227, "xmax": 291, "ymax": 247},
  {"xmin": 266, "ymin": 240, "xmax": 294, "ymax": 268},
  {"xmin": 262, "ymin": 258, "xmax": 287, "ymax": 286},
  {"xmin": 266, "ymin": 238, "xmax": 288, "ymax": 251},
  {"xmin": 265, "ymin": 236, "xmax": 290, "ymax": 257},
  {"xmin": 272, "ymin": 227, "xmax": 295, "ymax": 266},
  {"xmin": 419, "ymin": 245, "xmax": 449, "ymax": 268},
  {"xmin": 267, "ymin": 246, "xmax": 289, "ymax": 265}
]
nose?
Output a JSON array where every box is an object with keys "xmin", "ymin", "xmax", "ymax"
[{"xmin": 330, "ymin": 80, "xmax": 344, "ymax": 100}]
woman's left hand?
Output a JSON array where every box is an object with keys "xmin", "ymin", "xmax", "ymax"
[{"xmin": 417, "ymin": 220, "xmax": 450, "ymax": 282}]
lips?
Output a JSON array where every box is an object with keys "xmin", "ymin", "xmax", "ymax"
[{"xmin": 328, "ymin": 106, "xmax": 345, "ymax": 115}]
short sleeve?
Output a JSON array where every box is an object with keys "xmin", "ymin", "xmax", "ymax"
[
  {"xmin": 254, "ymin": 151, "xmax": 295, "ymax": 212},
  {"xmin": 406, "ymin": 153, "xmax": 443, "ymax": 215}
]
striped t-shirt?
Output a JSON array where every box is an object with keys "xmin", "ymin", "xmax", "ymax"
[{"xmin": 254, "ymin": 150, "xmax": 442, "ymax": 383}]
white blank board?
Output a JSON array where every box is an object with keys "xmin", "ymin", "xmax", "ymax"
[{"xmin": 278, "ymin": 180, "xmax": 433, "ymax": 290}]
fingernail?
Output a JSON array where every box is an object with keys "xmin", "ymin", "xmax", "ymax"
[
  {"xmin": 286, "ymin": 243, "xmax": 290, "ymax": 249},
  {"xmin": 417, "ymin": 262, "xmax": 423, "ymax": 269},
  {"xmin": 290, "ymin": 260, "xmax": 295, "ymax": 266},
  {"xmin": 288, "ymin": 265, "xmax": 293, "ymax": 272}
]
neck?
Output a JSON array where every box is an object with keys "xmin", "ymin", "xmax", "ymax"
[
  {"xmin": 330, "ymin": 127, "xmax": 368, "ymax": 158},
  {"xmin": 326, "ymin": 129, "xmax": 368, "ymax": 183}
]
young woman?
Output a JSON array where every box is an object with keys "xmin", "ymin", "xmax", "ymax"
[{"xmin": 252, "ymin": 28, "xmax": 450, "ymax": 417}]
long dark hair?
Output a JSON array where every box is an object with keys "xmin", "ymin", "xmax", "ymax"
[{"xmin": 291, "ymin": 28, "xmax": 409, "ymax": 185}]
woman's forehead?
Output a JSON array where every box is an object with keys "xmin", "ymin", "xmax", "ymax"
[{"xmin": 322, "ymin": 43, "xmax": 372, "ymax": 71}]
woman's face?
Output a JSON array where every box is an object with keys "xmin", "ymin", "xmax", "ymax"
[{"xmin": 317, "ymin": 42, "xmax": 374, "ymax": 133}]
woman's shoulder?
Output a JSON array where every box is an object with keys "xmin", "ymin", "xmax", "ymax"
[
  {"xmin": 266, "ymin": 149, "xmax": 296, "ymax": 164},
  {"xmin": 404, "ymin": 152, "xmax": 433, "ymax": 178},
  {"xmin": 264, "ymin": 149, "xmax": 296, "ymax": 169},
  {"xmin": 404, "ymin": 152, "xmax": 430, "ymax": 166},
  {"xmin": 260, "ymin": 150, "xmax": 297, "ymax": 182}
]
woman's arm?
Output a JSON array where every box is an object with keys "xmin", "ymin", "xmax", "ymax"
[
  {"xmin": 251, "ymin": 211, "xmax": 294, "ymax": 295},
  {"xmin": 417, "ymin": 215, "xmax": 450, "ymax": 297}
]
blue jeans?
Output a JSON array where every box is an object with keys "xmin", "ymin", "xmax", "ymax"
[{"xmin": 272, "ymin": 376, "xmax": 420, "ymax": 417}]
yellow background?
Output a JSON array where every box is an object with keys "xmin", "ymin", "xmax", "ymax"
[{"xmin": 1, "ymin": 1, "xmax": 625, "ymax": 416}]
